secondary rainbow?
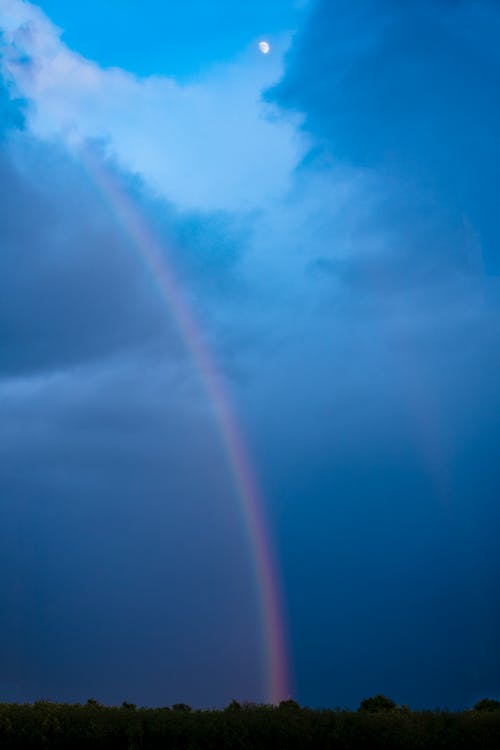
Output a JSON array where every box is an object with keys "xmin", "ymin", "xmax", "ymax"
[{"xmin": 80, "ymin": 144, "xmax": 291, "ymax": 704}]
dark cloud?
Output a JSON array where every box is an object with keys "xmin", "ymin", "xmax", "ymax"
[
  {"xmin": 0, "ymin": 362, "xmax": 264, "ymax": 706},
  {"xmin": 253, "ymin": 0, "xmax": 500, "ymax": 708},
  {"xmin": 0, "ymin": 127, "xmax": 245, "ymax": 378},
  {"xmin": 0, "ymin": 83, "xmax": 264, "ymax": 705},
  {"xmin": 272, "ymin": 0, "xmax": 500, "ymax": 274},
  {"xmin": 0, "ymin": 142, "xmax": 164, "ymax": 375},
  {"xmin": 247, "ymin": 302, "xmax": 500, "ymax": 708}
]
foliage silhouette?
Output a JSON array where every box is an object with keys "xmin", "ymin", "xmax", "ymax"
[
  {"xmin": 359, "ymin": 694, "xmax": 398, "ymax": 712},
  {"xmin": 0, "ymin": 698, "xmax": 499, "ymax": 749},
  {"xmin": 473, "ymin": 698, "xmax": 500, "ymax": 712}
]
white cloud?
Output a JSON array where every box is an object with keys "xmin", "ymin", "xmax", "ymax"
[{"xmin": 0, "ymin": 0, "xmax": 304, "ymax": 212}]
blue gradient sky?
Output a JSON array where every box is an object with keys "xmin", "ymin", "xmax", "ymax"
[
  {"xmin": 0, "ymin": 0, "xmax": 499, "ymax": 709},
  {"xmin": 36, "ymin": 0, "xmax": 304, "ymax": 77}
]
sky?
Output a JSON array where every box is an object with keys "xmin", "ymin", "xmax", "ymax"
[{"xmin": 0, "ymin": 0, "xmax": 499, "ymax": 710}]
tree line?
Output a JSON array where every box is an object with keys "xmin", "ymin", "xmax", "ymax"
[{"xmin": 0, "ymin": 694, "xmax": 499, "ymax": 749}]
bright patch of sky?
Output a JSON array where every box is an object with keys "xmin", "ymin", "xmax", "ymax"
[
  {"xmin": 35, "ymin": 0, "xmax": 308, "ymax": 79},
  {"xmin": 0, "ymin": 0, "xmax": 307, "ymax": 212}
]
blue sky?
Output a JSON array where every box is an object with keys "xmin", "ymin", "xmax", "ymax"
[
  {"xmin": 0, "ymin": 0, "xmax": 499, "ymax": 709},
  {"xmin": 36, "ymin": 0, "xmax": 305, "ymax": 77}
]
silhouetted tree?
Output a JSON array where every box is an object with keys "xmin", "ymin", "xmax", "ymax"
[
  {"xmin": 473, "ymin": 698, "xmax": 500, "ymax": 712},
  {"xmin": 171, "ymin": 703, "xmax": 192, "ymax": 712},
  {"xmin": 358, "ymin": 694, "xmax": 397, "ymax": 712}
]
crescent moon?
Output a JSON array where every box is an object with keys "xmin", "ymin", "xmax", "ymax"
[{"xmin": 258, "ymin": 41, "xmax": 271, "ymax": 55}]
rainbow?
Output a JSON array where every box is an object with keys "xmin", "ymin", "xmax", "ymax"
[{"xmin": 80, "ymin": 144, "xmax": 291, "ymax": 704}]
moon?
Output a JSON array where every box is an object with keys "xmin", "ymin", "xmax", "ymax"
[{"xmin": 258, "ymin": 40, "xmax": 271, "ymax": 55}]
